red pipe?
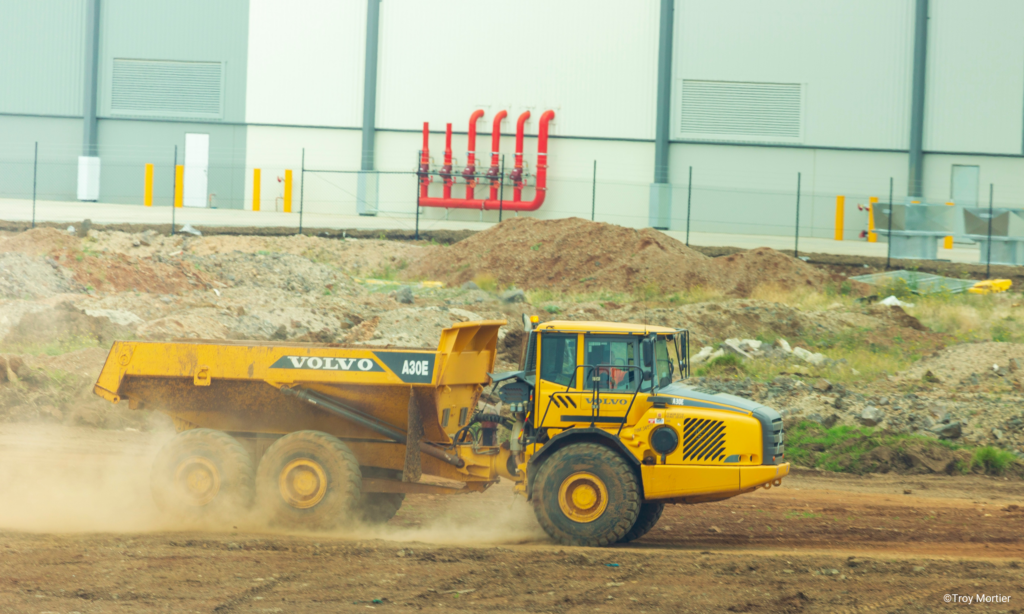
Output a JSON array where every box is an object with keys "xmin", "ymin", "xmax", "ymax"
[
  {"xmin": 418, "ymin": 122, "xmax": 430, "ymax": 198},
  {"xmin": 462, "ymin": 109, "xmax": 485, "ymax": 199},
  {"xmin": 441, "ymin": 123, "xmax": 453, "ymax": 199},
  {"xmin": 487, "ymin": 110, "xmax": 507, "ymax": 200},
  {"xmin": 511, "ymin": 111, "xmax": 530, "ymax": 202},
  {"xmin": 419, "ymin": 110, "xmax": 554, "ymax": 211}
]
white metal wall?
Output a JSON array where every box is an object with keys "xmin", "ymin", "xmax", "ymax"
[
  {"xmin": 375, "ymin": 0, "xmax": 660, "ymax": 140},
  {"xmin": 674, "ymin": 0, "xmax": 915, "ymax": 150},
  {"xmin": 245, "ymin": 0, "xmax": 366, "ymax": 127},
  {"xmin": 924, "ymin": 0, "xmax": 1024, "ymax": 155}
]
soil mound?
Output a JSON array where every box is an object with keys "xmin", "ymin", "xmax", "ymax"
[
  {"xmin": 408, "ymin": 217, "xmax": 834, "ymax": 297},
  {"xmin": 0, "ymin": 252, "xmax": 81, "ymax": 298},
  {"xmin": 0, "ymin": 227, "xmax": 78, "ymax": 256},
  {"xmin": 3, "ymin": 302, "xmax": 135, "ymax": 350},
  {"xmin": 898, "ymin": 341, "xmax": 1024, "ymax": 385}
]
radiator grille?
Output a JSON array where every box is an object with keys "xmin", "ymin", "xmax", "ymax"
[
  {"xmin": 771, "ymin": 418, "xmax": 785, "ymax": 460},
  {"xmin": 679, "ymin": 79, "xmax": 802, "ymax": 141},
  {"xmin": 111, "ymin": 58, "xmax": 223, "ymax": 119},
  {"xmin": 682, "ymin": 417, "xmax": 726, "ymax": 462}
]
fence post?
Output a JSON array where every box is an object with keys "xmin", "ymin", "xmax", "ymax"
[
  {"xmin": 591, "ymin": 160, "xmax": 597, "ymax": 221},
  {"xmin": 252, "ymin": 168, "xmax": 261, "ymax": 211},
  {"xmin": 171, "ymin": 145, "xmax": 177, "ymax": 236},
  {"xmin": 415, "ymin": 150, "xmax": 421, "ymax": 240},
  {"xmin": 834, "ymin": 195, "xmax": 844, "ymax": 240},
  {"xmin": 793, "ymin": 172, "xmax": 801, "ymax": 258},
  {"xmin": 868, "ymin": 196, "xmax": 878, "ymax": 242},
  {"xmin": 144, "ymin": 163, "xmax": 153, "ymax": 207},
  {"xmin": 299, "ymin": 149, "xmax": 305, "ymax": 234},
  {"xmin": 685, "ymin": 166, "xmax": 692, "ymax": 246},
  {"xmin": 284, "ymin": 169, "xmax": 292, "ymax": 213},
  {"xmin": 499, "ymin": 154, "xmax": 505, "ymax": 223},
  {"xmin": 885, "ymin": 177, "xmax": 894, "ymax": 269},
  {"xmin": 31, "ymin": 142, "xmax": 38, "ymax": 229},
  {"xmin": 986, "ymin": 183, "xmax": 994, "ymax": 278}
]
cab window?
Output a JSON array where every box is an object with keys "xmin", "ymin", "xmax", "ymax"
[
  {"xmin": 584, "ymin": 336, "xmax": 638, "ymax": 392},
  {"xmin": 655, "ymin": 336, "xmax": 674, "ymax": 388},
  {"xmin": 539, "ymin": 333, "xmax": 578, "ymax": 387}
]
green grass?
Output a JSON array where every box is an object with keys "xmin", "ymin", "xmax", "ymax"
[
  {"xmin": 972, "ymin": 446, "xmax": 1017, "ymax": 475},
  {"xmin": 0, "ymin": 334, "xmax": 100, "ymax": 357},
  {"xmin": 696, "ymin": 353, "xmax": 745, "ymax": 377}
]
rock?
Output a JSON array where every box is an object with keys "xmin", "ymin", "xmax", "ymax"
[
  {"xmin": 858, "ymin": 406, "xmax": 885, "ymax": 427},
  {"xmin": 179, "ymin": 223, "xmax": 202, "ymax": 236},
  {"xmin": 931, "ymin": 421, "xmax": 962, "ymax": 439},
  {"xmin": 708, "ymin": 526, "xmax": 722, "ymax": 533},
  {"xmin": 922, "ymin": 370, "xmax": 941, "ymax": 383},
  {"xmin": 792, "ymin": 346, "xmax": 828, "ymax": 366},
  {"xmin": 993, "ymin": 428, "xmax": 1005, "ymax": 441},
  {"xmin": 690, "ymin": 346, "xmax": 714, "ymax": 364},
  {"xmin": 822, "ymin": 414, "xmax": 840, "ymax": 428},
  {"xmin": 775, "ymin": 338, "xmax": 793, "ymax": 353},
  {"xmin": 721, "ymin": 339, "xmax": 751, "ymax": 359},
  {"xmin": 394, "ymin": 286, "xmax": 414, "ymax": 304},
  {"xmin": 1011, "ymin": 358, "xmax": 1021, "ymax": 373},
  {"xmin": 460, "ymin": 281, "xmax": 480, "ymax": 290},
  {"xmin": 500, "ymin": 289, "xmax": 526, "ymax": 303},
  {"xmin": 876, "ymin": 396, "xmax": 890, "ymax": 406},
  {"xmin": 81, "ymin": 219, "xmax": 92, "ymax": 235},
  {"xmin": 739, "ymin": 339, "xmax": 762, "ymax": 352},
  {"xmin": 706, "ymin": 348, "xmax": 725, "ymax": 363},
  {"xmin": 448, "ymin": 308, "xmax": 481, "ymax": 322},
  {"xmin": 813, "ymin": 379, "xmax": 832, "ymax": 393}
]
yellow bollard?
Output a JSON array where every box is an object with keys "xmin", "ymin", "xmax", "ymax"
[
  {"xmin": 174, "ymin": 165, "xmax": 184, "ymax": 208},
  {"xmin": 835, "ymin": 195, "xmax": 845, "ymax": 241},
  {"xmin": 944, "ymin": 201, "xmax": 954, "ymax": 249},
  {"xmin": 284, "ymin": 169, "xmax": 292, "ymax": 213},
  {"xmin": 144, "ymin": 163, "xmax": 153, "ymax": 207},
  {"xmin": 253, "ymin": 168, "xmax": 261, "ymax": 212},
  {"xmin": 867, "ymin": 196, "xmax": 878, "ymax": 242}
]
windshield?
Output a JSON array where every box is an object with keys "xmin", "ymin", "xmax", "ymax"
[{"xmin": 656, "ymin": 334, "xmax": 683, "ymax": 387}]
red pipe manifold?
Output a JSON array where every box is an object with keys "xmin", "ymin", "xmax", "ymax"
[
  {"xmin": 462, "ymin": 109, "xmax": 485, "ymax": 199},
  {"xmin": 441, "ymin": 123, "xmax": 453, "ymax": 199},
  {"xmin": 487, "ymin": 110, "xmax": 507, "ymax": 200},
  {"xmin": 419, "ymin": 109, "xmax": 555, "ymax": 211},
  {"xmin": 511, "ymin": 111, "xmax": 530, "ymax": 202},
  {"xmin": 418, "ymin": 122, "xmax": 430, "ymax": 198}
]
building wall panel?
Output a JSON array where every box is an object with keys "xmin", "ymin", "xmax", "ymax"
[
  {"xmin": 0, "ymin": 0, "xmax": 87, "ymax": 116},
  {"xmin": 923, "ymin": 0, "xmax": 1024, "ymax": 155},
  {"xmin": 375, "ymin": 0, "xmax": 660, "ymax": 140},
  {"xmin": 246, "ymin": 0, "xmax": 366, "ymax": 127},
  {"xmin": 675, "ymin": 0, "xmax": 914, "ymax": 150}
]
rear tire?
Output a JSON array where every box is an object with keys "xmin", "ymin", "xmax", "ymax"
[
  {"xmin": 256, "ymin": 430, "xmax": 361, "ymax": 529},
  {"xmin": 357, "ymin": 493, "xmax": 405, "ymax": 524},
  {"xmin": 150, "ymin": 428, "xmax": 255, "ymax": 520},
  {"xmin": 617, "ymin": 502, "xmax": 665, "ymax": 543},
  {"xmin": 532, "ymin": 443, "xmax": 640, "ymax": 547}
]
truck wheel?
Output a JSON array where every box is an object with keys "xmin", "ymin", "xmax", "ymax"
[
  {"xmin": 256, "ymin": 430, "xmax": 361, "ymax": 529},
  {"xmin": 357, "ymin": 493, "xmax": 405, "ymax": 524},
  {"xmin": 151, "ymin": 428, "xmax": 255, "ymax": 519},
  {"xmin": 532, "ymin": 443, "xmax": 640, "ymax": 547},
  {"xmin": 617, "ymin": 502, "xmax": 665, "ymax": 543}
]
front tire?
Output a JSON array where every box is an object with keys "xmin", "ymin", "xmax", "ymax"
[
  {"xmin": 150, "ymin": 428, "xmax": 255, "ymax": 520},
  {"xmin": 532, "ymin": 443, "xmax": 640, "ymax": 546},
  {"xmin": 256, "ymin": 430, "xmax": 361, "ymax": 529}
]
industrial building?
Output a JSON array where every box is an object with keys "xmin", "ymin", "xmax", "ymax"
[{"xmin": 2, "ymin": 0, "xmax": 1022, "ymax": 238}]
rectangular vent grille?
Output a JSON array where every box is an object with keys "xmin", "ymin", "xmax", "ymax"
[
  {"xmin": 679, "ymin": 80, "xmax": 802, "ymax": 141},
  {"xmin": 772, "ymin": 418, "xmax": 785, "ymax": 459},
  {"xmin": 111, "ymin": 59, "xmax": 223, "ymax": 119},
  {"xmin": 682, "ymin": 417, "xmax": 726, "ymax": 462}
]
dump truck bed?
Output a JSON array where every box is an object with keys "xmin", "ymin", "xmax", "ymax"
[{"xmin": 94, "ymin": 321, "xmax": 506, "ymax": 487}]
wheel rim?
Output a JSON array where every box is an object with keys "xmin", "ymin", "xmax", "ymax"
[
  {"xmin": 174, "ymin": 456, "xmax": 221, "ymax": 507},
  {"xmin": 279, "ymin": 458, "xmax": 328, "ymax": 509},
  {"xmin": 557, "ymin": 471, "xmax": 608, "ymax": 523}
]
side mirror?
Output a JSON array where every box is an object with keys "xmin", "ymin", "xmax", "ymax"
[{"xmin": 642, "ymin": 339, "xmax": 654, "ymax": 368}]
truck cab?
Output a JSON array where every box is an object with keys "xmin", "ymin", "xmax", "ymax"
[{"xmin": 496, "ymin": 318, "xmax": 790, "ymax": 546}]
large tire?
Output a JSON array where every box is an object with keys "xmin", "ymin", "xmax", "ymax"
[
  {"xmin": 618, "ymin": 502, "xmax": 665, "ymax": 543},
  {"xmin": 256, "ymin": 430, "xmax": 361, "ymax": 529},
  {"xmin": 150, "ymin": 428, "xmax": 255, "ymax": 520},
  {"xmin": 357, "ymin": 493, "xmax": 405, "ymax": 525},
  {"xmin": 532, "ymin": 443, "xmax": 640, "ymax": 547}
]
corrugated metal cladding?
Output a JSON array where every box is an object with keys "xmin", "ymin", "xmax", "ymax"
[
  {"xmin": 0, "ymin": 0, "xmax": 86, "ymax": 117},
  {"xmin": 245, "ymin": 0, "xmax": 366, "ymax": 127},
  {"xmin": 375, "ymin": 0, "xmax": 660, "ymax": 140},
  {"xmin": 679, "ymin": 80, "xmax": 802, "ymax": 142},
  {"xmin": 924, "ymin": 0, "xmax": 1024, "ymax": 155},
  {"xmin": 674, "ymin": 0, "xmax": 914, "ymax": 150},
  {"xmin": 97, "ymin": 0, "xmax": 249, "ymax": 123},
  {"xmin": 111, "ymin": 59, "xmax": 223, "ymax": 119}
]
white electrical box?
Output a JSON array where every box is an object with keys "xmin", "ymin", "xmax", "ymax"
[{"xmin": 77, "ymin": 156, "xmax": 101, "ymax": 201}]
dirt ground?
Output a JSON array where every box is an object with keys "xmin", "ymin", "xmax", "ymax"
[{"xmin": 1, "ymin": 424, "xmax": 1024, "ymax": 614}]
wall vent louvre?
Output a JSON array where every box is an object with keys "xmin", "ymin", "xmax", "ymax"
[
  {"xmin": 111, "ymin": 59, "xmax": 223, "ymax": 119},
  {"xmin": 679, "ymin": 80, "xmax": 802, "ymax": 142}
]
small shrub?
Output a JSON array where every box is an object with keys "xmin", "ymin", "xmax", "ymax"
[
  {"xmin": 473, "ymin": 273, "xmax": 498, "ymax": 292},
  {"xmin": 544, "ymin": 305, "xmax": 561, "ymax": 314},
  {"xmin": 696, "ymin": 353, "xmax": 745, "ymax": 378},
  {"xmin": 972, "ymin": 446, "xmax": 1016, "ymax": 475}
]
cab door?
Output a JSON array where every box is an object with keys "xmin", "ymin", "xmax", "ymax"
[
  {"xmin": 534, "ymin": 332, "xmax": 584, "ymax": 429},
  {"xmin": 576, "ymin": 334, "xmax": 645, "ymax": 428}
]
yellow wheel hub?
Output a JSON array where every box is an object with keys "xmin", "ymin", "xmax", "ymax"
[
  {"xmin": 174, "ymin": 457, "xmax": 221, "ymax": 507},
  {"xmin": 279, "ymin": 458, "xmax": 328, "ymax": 509},
  {"xmin": 557, "ymin": 471, "xmax": 608, "ymax": 523}
]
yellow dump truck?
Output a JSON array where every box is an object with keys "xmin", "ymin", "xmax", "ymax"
[{"xmin": 94, "ymin": 317, "xmax": 789, "ymax": 546}]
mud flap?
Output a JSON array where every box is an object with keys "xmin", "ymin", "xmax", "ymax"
[{"xmin": 403, "ymin": 387, "xmax": 423, "ymax": 482}]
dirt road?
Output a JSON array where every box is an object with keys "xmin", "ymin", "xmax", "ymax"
[{"xmin": 1, "ymin": 424, "xmax": 1023, "ymax": 613}]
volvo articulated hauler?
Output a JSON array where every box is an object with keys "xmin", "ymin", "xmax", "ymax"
[{"xmin": 94, "ymin": 317, "xmax": 789, "ymax": 546}]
